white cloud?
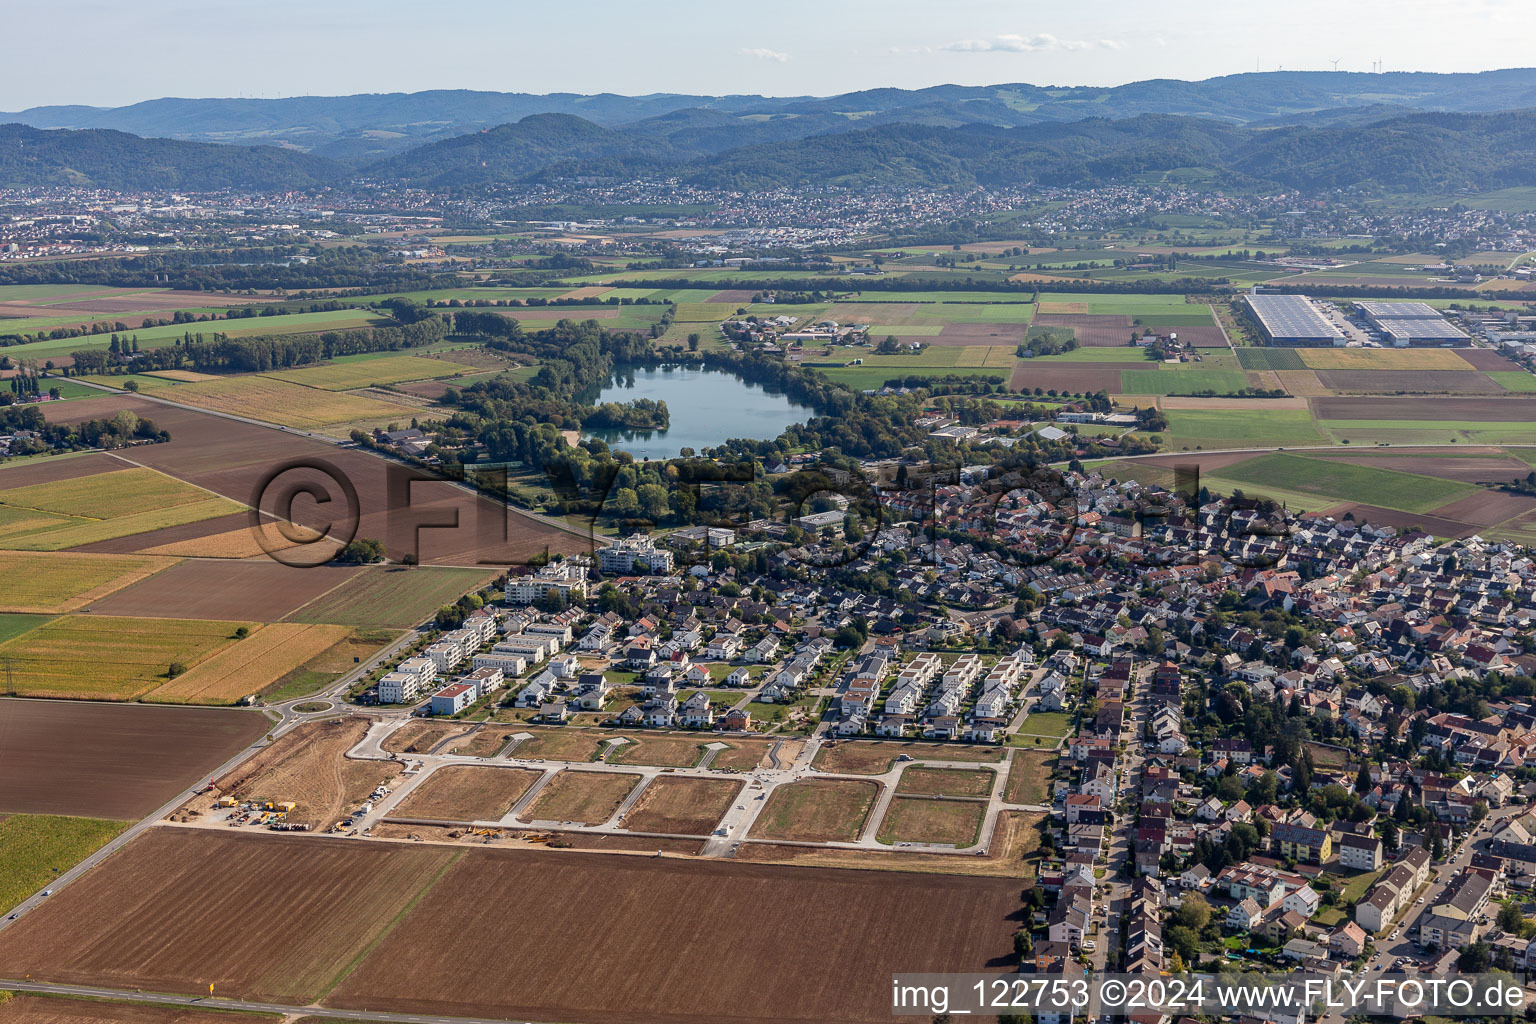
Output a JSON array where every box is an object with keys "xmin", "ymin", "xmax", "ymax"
[
  {"xmin": 740, "ymin": 47, "xmax": 790, "ymax": 62},
  {"xmin": 941, "ymin": 33, "xmax": 1125, "ymax": 54}
]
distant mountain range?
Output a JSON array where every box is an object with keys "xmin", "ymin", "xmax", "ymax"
[{"xmin": 9, "ymin": 71, "xmax": 1536, "ymax": 195}]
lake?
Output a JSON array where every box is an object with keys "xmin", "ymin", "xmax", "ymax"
[{"xmin": 581, "ymin": 365, "xmax": 813, "ymax": 459}]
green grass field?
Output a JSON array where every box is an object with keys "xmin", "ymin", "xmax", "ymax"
[
  {"xmin": 1119, "ymin": 368, "xmax": 1251, "ymax": 395},
  {"xmin": 1490, "ymin": 371, "xmax": 1536, "ymax": 393},
  {"xmin": 1163, "ymin": 408, "xmax": 1330, "ymax": 449},
  {"xmin": 287, "ymin": 566, "xmax": 497, "ymax": 628},
  {"xmin": 263, "ymin": 354, "xmax": 478, "ymax": 391},
  {"xmin": 0, "ymin": 614, "xmax": 250, "ymax": 699},
  {"xmin": 1235, "ymin": 349, "xmax": 1308, "ymax": 371},
  {"xmin": 0, "ymin": 815, "xmax": 130, "ymax": 912},
  {"xmin": 1210, "ymin": 452, "xmax": 1478, "ymax": 513},
  {"xmin": 0, "ymin": 612, "xmax": 52, "ymax": 644}
]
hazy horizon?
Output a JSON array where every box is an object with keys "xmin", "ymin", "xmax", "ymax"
[{"xmin": 7, "ymin": 0, "xmax": 1536, "ymax": 110}]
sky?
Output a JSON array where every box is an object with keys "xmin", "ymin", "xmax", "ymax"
[{"xmin": 7, "ymin": 0, "xmax": 1536, "ymax": 109}]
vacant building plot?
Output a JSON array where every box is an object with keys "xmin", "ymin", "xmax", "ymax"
[
  {"xmin": 0, "ymin": 699, "xmax": 268, "ymax": 818},
  {"xmin": 0, "ymin": 814, "xmax": 129, "ymax": 914},
  {"xmin": 0, "ymin": 615, "xmax": 248, "ymax": 700},
  {"xmin": 1004, "ymin": 751, "xmax": 1055, "ymax": 806},
  {"xmin": 393, "ymin": 766, "xmax": 542, "ymax": 821},
  {"xmin": 286, "ymin": 566, "xmax": 496, "ymax": 628},
  {"xmin": 708, "ymin": 737, "xmax": 778, "ymax": 771},
  {"xmin": 606, "ymin": 733, "xmax": 711, "ymax": 768},
  {"xmin": 896, "ymin": 767, "xmax": 996, "ymax": 798},
  {"xmin": 519, "ymin": 770, "xmax": 639, "ymax": 825},
  {"xmin": 0, "ymin": 550, "xmax": 177, "ymax": 614},
  {"xmin": 142, "ymin": 623, "xmax": 352, "ymax": 704},
  {"xmin": 161, "ymin": 376, "xmax": 422, "ymax": 431},
  {"xmin": 813, "ymin": 740, "xmax": 1004, "ymax": 775},
  {"xmin": 876, "ymin": 797, "xmax": 985, "ymax": 847},
  {"xmin": 0, "ymin": 829, "xmax": 457, "ymax": 1003},
  {"xmin": 216, "ymin": 717, "xmax": 398, "ymax": 830},
  {"xmin": 89, "ymin": 559, "xmax": 363, "ymax": 621},
  {"xmin": 1314, "ymin": 369, "xmax": 1503, "ymax": 394},
  {"xmin": 750, "ymin": 779, "xmax": 879, "ymax": 842},
  {"xmin": 328, "ymin": 845, "xmax": 1020, "ymax": 1024},
  {"xmin": 620, "ymin": 777, "xmax": 742, "ymax": 834},
  {"xmin": 0, "ymin": 466, "xmax": 244, "ymax": 551},
  {"xmin": 0, "ymin": 995, "xmax": 271, "ymax": 1024},
  {"xmin": 447, "ymin": 724, "xmax": 521, "ymax": 757},
  {"xmin": 382, "ymin": 720, "xmax": 479, "ymax": 755},
  {"xmin": 503, "ymin": 727, "xmax": 608, "ymax": 762},
  {"xmin": 1298, "ymin": 348, "xmax": 1472, "ymax": 371},
  {"xmin": 262, "ymin": 355, "xmax": 477, "ymax": 391}
]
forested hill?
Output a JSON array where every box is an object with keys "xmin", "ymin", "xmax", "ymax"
[
  {"xmin": 10, "ymin": 107, "xmax": 1536, "ymax": 194},
  {"xmin": 0, "ymin": 124, "xmax": 343, "ymax": 189},
  {"xmin": 13, "ymin": 69, "xmax": 1536, "ymax": 160}
]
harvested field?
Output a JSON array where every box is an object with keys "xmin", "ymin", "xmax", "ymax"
[
  {"xmin": 88, "ymin": 560, "xmax": 362, "ymax": 621},
  {"xmin": 0, "ymin": 829, "xmax": 458, "ymax": 1003},
  {"xmin": 1312, "ymin": 396, "xmax": 1536, "ymax": 421},
  {"xmin": 162, "ymin": 376, "xmax": 422, "ymax": 430},
  {"xmin": 896, "ymin": 766, "xmax": 996, "ymax": 798},
  {"xmin": 1298, "ymin": 348, "xmax": 1474, "ymax": 370},
  {"xmin": 42, "ymin": 396, "xmax": 586, "ymax": 568},
  {"xmin": 0, "ymin": 466, "xmax": 244, "ymax": 552},
  {"xmin": 263, "ymin": 355, "xmax": 477, "ymax": 391},
  {"xmin": 137, "ymin": 521, "xmax": 325, "ymax": 558},
  {"xmin": 876, "ymin": 797, "xmax": 985, "ymax": 846},
  {"xmin": 393, "ymin": 766, "xmax": 541, "ymax": 821},
  {"xmin": 606, "ymin": 734, "xmax": 710, "ymax": 768},
  {"xmin": 0, "ymin": 550, "xmax": 177, "ymax": 614},
  {"xmin": 750, "ymin": 779, "xmax": 879, "ymax": 842},
  {"xmin": 144, "ymin": 369, "xmax": 221, "ymax": 382},
  {"xmin": 621, "ymin": 777, "xmax": 742, "ymax": 834},
  {"xmin": 216, "ymin": 717, "xmax": 398, "ymax": 830},
  {"xmin": 1457, "ymin": 348, "xmax": 1526, "ymax": 371},
  {"xmin": 519, "ymin": 770, "xmax": 639, "ymax": 825},
  {"xmin": 924, "ymin": 323, "xmax": 1027, "ymax": 346},
  {"xmin": 1033, "ymin": 313, "xmax": 1131, "ymax": 329},
  {"xmin": 1313, "ymin": 369, "xmax": 1503, "ymax": 394},
  {"xmin": 1004, "ymin": 750, "xmax": 1055, "ymax": 805},
  {"xmin": 813, "ymin": 739, "xmax": 1004, "ymax": 775},
  {"xmin": 286, "ymin": 566, "xmax": 497, "ymax": 628},
  {"xmin": 1425, "ymin": 489, "xmax": 1536, "ymax": 528},
  {"xmin": 1009, "ymin": 363, "xmax": 1124, "ymax": 393},
  {"xmin": 0, "ymin": 994, "xmax": 270, "ymax": 1024},
  {"xmin": 326, "ymin": 843, "xmax": 1021, "ymax": 1024},
  {"xmin": 1156, "ymin": 324, "xmax": 1228, "ymax": 347},
  {"xmin": 504, "ymin": 727, "xmax": 607, "ymax": 762},
  {"xmin": 1323, "ymin": 503, "xmax": 1479, "ymax": 538},
  {"xmin": 1274, "ymin": 369, "xmax": 1329, "ymax": 396},
  {"xmin": 0, "ymin": 699, "xmax": 268, "ymax": 818},
  {"xmin": 0, "ymin": 615, "xmax": 249, "ymax": 700},
  {"xmin": 142, "ymin": 623, "xmax": 352, "ymax": 704}
]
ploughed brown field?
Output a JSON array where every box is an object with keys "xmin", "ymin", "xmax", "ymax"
[
  {"xmin": 0, "ymin": 828, "xmax": 1019, "ymax": 1024},
  {"xmin": 392, "ymin": 765, "xmax": 541, "ymax": 821},
  {"xmin": 620, "ymin": 776, "xmax": 742, "ymax": 834},
  {"xmin": 326, "ymin": 842, "xmax": 1020, "ymax": 1024},
  {"xmin": 1008, "ymin": 363, "xmax": 1125, "ymax": 393},
  {"xmin": 1311, "ymin": 396, "xmax": 1536, "ymax": 421},
  {"xmin": 0, "ymin": 699, "xmax": 267, "ymax": 818},
  {"xmin": 0, "ymin": 829, "xmax": 458, "ymax": 1003},
  {"xmin": 44, "ymin": 396, "xmax": 586, "ymax": 566},
  {"xmin": 85, "ymin": 560, "xmax": 364, "ymax": 621}
]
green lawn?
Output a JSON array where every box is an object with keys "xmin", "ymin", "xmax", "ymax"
[
  {"xmin": 0, "ymin": 815, "xmax": 129, "ymax": 913},
  {"xmin": 1017, "ymin": 711, "xmax": 1074, "ymax": 737}
]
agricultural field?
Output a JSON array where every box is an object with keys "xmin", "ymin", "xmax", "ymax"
[
  {"xmin": 90, "ymin": 561, "xmax": 363, "ymax": 622},
  {"xmin": 1161, "ymin": 407, "xmax": 1330, "ymax": 449},
  {"xmin": 0, "ymin": 614, "xmax": 250, "ymax": 700},
  {"xmin": 620, "ymin": 777, "xmax": 742, "ymax": 834},
  {"xmin": 0, "ymin": 550, "xmax": 177, "ymax": 614},
  {"xmin": 1208, "ymin": 452, "xmax": 1479, "ymax": 514},
  {"xmin": 285, "ymin": 566, "xmax": 497, "ymax": 628},
  {"xmin": 519, "ymin": 770, "xmax": 638, "ymax": 825},
  {"xmin": 895, "ymin": 766, "xmax": 996, "ymax": 798},
  {"xmin": 392, "ymin": 766, "xmax": 542, "ymax": 821},
  {"xmin": 159, "ymin": 376, "xmax": 423, "ymax": 431},
  {"xmin": 812, "ymin": 739, "xmax": 1004, "ymax": 774},
  {"xmin": 142, "ymin": 623, "xmax": 352, "ymax": 704},
  {"xmin": 1, "ymin": 309, "xmax": 394, "ymax": 363},
  {"xmin": 216, "ymin": 717, "xmax": 398, "ymax": 831},
  {"xmin": 750, "ymin": 779, "xmax": 879, "ymax": 842},
  {"xmin": 262, "ymin": 354, "xmax": 478, "ymax": 391},
  {"xmin": 0, "ymin": 829, "xmax": 459, "ymax": 1003},
  {"xmin": 0, "ymin": 995, "xmax": 272, "ymax": 1024},
  {"xmin": 0, "ymin": 814, "xmax": 129, "ymax": 913},
  {"xmin": 0, "ymin": 466, "xmax": 245, "ymax": 551},
  {"xmin": 0, "ymin": 613, "xmax": 51, "ymax": 644},
  {"xmin": 875, "ymin": 797, "xmax": 986, "ymax": 847},
  {"xmin": 0, "ymin": 699, "xmax": 268, "ymax": 818}
]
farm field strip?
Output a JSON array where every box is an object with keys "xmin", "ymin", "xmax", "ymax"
[
  {"xmin": 0, "ymin": 550, "xmax": 179, "ymax": 613},
  {"xmin": 158, "ymin": 377, "xmax": 423, "ymax": 431},
  {"xmin": 142, "ymin": 623, "xmax": 353, "ymax": 704},
  {"xmin": 261, "ymin": 355, "xmax": 479, "ymax": 391},
  {"xmin": 0, "ymin": 615, "xmax": 252, "ymax": 700}
]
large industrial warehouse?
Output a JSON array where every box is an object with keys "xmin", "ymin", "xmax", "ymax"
[
  {"xmin": 1355, "ymin": 300, "xmax": 1468, "ymax": 346},
  {"xmin": 1244, "ymin": 293, "xmax": 1345, "ymax": 345}
]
